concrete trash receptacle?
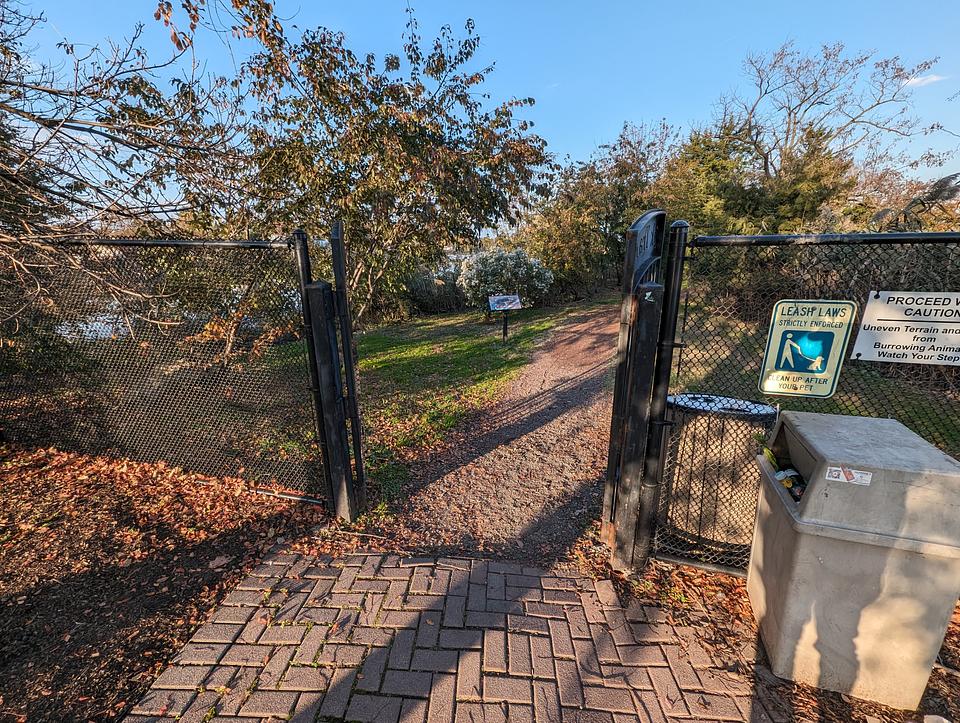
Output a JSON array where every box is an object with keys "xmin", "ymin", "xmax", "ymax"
[{"xmin": 747, "ymin": 411, "xmax": 960, "ymax": 710}]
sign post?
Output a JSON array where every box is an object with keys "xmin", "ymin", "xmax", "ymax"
[
  {"xmin": 851, "ymin": 291, "xmax": 960, "ymax": 366},
  {"xmin": 488, "ymin": 295, "xmax": 522, "ymax": 340},
  {"xmin": 759, "ymin": 299, "xmax": 857, "ymax": 398}
]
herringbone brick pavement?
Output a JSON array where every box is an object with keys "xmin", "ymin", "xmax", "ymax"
[{"xmin": 125, "ymin": 551, "xmax": 767, "ymax": 722}]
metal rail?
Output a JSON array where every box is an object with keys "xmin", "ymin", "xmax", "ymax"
[
  {"xmin": 693, "ymin": 231, "xmax": 960, "ymax": 247},
  {"xmin": 53, "ymin": 237, "xmax": 291, "ymax": 249}
]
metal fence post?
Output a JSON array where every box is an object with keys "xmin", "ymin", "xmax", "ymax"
[
  {"xmin": 631, "ymin": 220, "xmax": 689, "ymax": 568},
  {"xmin": 609, "ymin": 282, "xmax": 665, "ymax": 571},
  {"xmin": 603, "ymin": 211, "xmax": 667, "ymax": 543},
  {"xmin": 604, "ymin": 210, "xmax": 668, "ymax": 570},
  {"xmin": 602, "ymin": 281, "xmax": 639, "ymax": 544},
  {"xmin": 306, "ymin": 281, "xmax": 358, "ymax": 521},
  {"xmin": 329, "ymin": 221, "xmax": 366, "ymax": 509},
  {"xmin": 293, "ymin": 229, "xmax": 336, "ymax": 507}
]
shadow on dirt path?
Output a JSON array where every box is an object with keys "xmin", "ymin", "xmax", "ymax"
[{"xmin": 398, "ymin": 304, "xmax": 619, "ymax": 568}]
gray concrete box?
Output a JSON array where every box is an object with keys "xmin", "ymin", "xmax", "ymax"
[{"xmin": 747, "ymin": 411, "xmax": 960, "ymax": 710}]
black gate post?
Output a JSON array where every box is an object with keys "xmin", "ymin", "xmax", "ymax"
[
  {"xmin": 293, "ymin": 229, "xmax": 336, "ymax": 507},
  {"xmin": 329, "ymin": 221, "xmax": 366, "ymax": 509},
  {"xmin": 602, "ymin": 210, "xmax": 667, "ymax": 570},
  {"xmin": 631, "ymin": 219, "xmax": 689, "ymax": 568},
  {"xmin": 609, "ymin": 282, "xmax": 664, "ymax": 570},
  {"xmin": 306, "ymin": 281, "xmax": 359, "ymax": 521}
]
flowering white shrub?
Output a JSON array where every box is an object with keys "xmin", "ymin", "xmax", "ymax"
[{"xmin": 457, "ymin": 249, "xmax": 554, "ymax": 310}]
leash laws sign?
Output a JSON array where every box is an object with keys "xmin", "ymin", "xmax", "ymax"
[
  {"xmin": 851, "ymin": 291, "xmax": 960, "ymax": 366},
  {"xmin": 760, "ymin": 299, "xmax": 857, "ymax": 398}
]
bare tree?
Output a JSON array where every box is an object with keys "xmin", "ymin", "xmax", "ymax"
[
  {"xmin": 871, "ymin": 173, "xmax": 960, "ymax": 231},
  {"xmin": 0, "ymin": 0, "xmax": 248, "ymax": 325},
  {"xmin": 723, "ymin": 42, "xmax": 945, "ymax": 179}
]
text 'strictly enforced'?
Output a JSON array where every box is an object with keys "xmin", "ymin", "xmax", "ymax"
[{"xmin": 852, "ymin": 291, "xmax": 960, "ymax": 366}]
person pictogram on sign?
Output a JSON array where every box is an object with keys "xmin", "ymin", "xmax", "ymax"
[
  {"xmin": 780, "ymin": 333, "xmax": 803, "ymax": 370},
  {"xmin": 776, "ymin": 331, "xmax": 833, "ymax": 373}
]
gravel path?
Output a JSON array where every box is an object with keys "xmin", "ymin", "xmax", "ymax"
[{"xmin": 399, "ymin": 305, "xmax": 619, "ymax": 566}]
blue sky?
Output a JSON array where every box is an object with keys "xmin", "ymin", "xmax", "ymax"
[{"xmin": 32, "ymin": 1, "xmax": 960, "ymax": 175}]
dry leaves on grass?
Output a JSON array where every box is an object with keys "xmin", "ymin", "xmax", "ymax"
[{"xmin": 0, "ymin": 444, "xmax": 327, "ymax": 722}]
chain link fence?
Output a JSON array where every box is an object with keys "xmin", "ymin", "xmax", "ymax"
[
  {"xmin": 0, "ymin": 240, "xmax": 325, "ymax": 497},
  {"xmin": 654, "ymin": 238, "xmax": 960, "ymax": 571}
]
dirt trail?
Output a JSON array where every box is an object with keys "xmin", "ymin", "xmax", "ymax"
[{"xmin": 399, "ymin": 305, "xmax": 619, "ymax": 566}]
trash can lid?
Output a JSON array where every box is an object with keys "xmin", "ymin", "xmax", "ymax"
[
  {"xmin": 777, "ymin": 412, "xmax": 960, "ymax": 552},
  {"xmin": 668, "ymin": 393, "xmax": 777, "ymax": 422}
]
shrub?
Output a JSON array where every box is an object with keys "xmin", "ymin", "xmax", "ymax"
[
  {"xmin": 457, "ymin": 249, "xmax": 554, "ymax": 310},
  {"xmin": 403, "ymin": 269, "xmax": 467, "ymax": 315}
]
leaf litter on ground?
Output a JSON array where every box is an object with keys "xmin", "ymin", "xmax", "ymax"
[{"xmin": 0, "ymin": 444, "xmax": 326, "ymax": 722}]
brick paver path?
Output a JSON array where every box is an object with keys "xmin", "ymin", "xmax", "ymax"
[{"xmin": 126, "ymin": 551, "xmax": 764, "ymax": 722}]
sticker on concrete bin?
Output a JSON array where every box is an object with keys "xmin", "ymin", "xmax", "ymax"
[
  {"xmin": 825, "ymin": 466, "xmax": 873, "ymax": 486},
  {"xmin": 759, "ymin": 299, "xmax": 857, "ymax": 398}
]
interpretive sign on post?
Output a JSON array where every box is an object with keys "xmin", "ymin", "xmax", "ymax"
[
  {"xmin": 489, "ymin": 294, "xmax": 522, "ymax": 340},
  {"xmin": 759, "ymin": 299, "xmax": 857, "ymax": 398},
  {"xmin": 851, "ymin": 291, "xmax": 960, "ymax": 366},
  {"xmin": 488, "ymin": 295, "xmax": 522, "ymax": 311}
]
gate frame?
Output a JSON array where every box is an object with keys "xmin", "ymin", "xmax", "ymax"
[
  {"xmin": 53, "ymin": 233, "xmax": 351, "ymax": 507},
  {"xmin": 293, "ymin": 227, "xmax": 366, "ymax": 522},
  {"xmin": 602, "ymin": 211, "xmax": 689, "ymax": 571},
  {"xmin": 619, "ymin": 224, "xmax": 960, "ymax": 575}
]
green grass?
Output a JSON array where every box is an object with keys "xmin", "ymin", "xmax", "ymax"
[
  {"xmin": 262, "ymin": 339, "xmax": 308, "ymax": 371},
  {"xmin": 356, "ymin": 299, "xmax": 614, "ymax": 502},
  {"xmin": 358, "ymin": 309, "xmax": 559, "ymax": 447}
]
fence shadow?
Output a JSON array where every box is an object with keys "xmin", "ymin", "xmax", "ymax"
[
  {"xmin": 409, "ymin": 306, "xmax": 617, "ymax": 488},
  {"xmin": 414, "ymin": 359, "xmax": 610, "ymax": 483}
]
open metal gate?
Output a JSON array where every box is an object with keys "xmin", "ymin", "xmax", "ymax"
[
  {"xmin": 1, "ymin": 224, "xmax": 365, "ymax": 521},
  {"xmin": 601, "ymin": 210, "xmax": 687, "ymax": 571},
  {"xmin": 295, "ymin": 222, "xmax": 366, "ymax": 521},
  {"xmin": 605, "ymin": 220, "xmax": 960, "ymax": 575}
]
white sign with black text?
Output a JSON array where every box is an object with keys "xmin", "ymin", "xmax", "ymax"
[{"xmin": 851, "ymin": 291, "xmax": 960, "ymax": 366}]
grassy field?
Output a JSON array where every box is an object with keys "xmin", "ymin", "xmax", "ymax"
[{"xmin": 356, "ymin": 298, "xmax": 615, "ymax": 504}]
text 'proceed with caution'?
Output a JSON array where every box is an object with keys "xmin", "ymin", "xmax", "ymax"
[
  {"xmin": 851, "ymin": 291, "xmax": 960, "ymax": 366},
  {"xmin": 760, "ymin": 300, "xmax": 857, "ymax": 398}
]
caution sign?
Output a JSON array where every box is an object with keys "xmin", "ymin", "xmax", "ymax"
[
  {"xmin": 851, "ymin": 291, "xmax": 960, "ymax": 366},
  {"xmin": 759, "ymin": 299, "xmax": 857, "ymax": 398}
]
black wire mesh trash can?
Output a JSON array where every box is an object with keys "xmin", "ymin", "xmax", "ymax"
[{"xmin": 655, "ymin": 394, "xmax": 778, "ymax": 571}]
